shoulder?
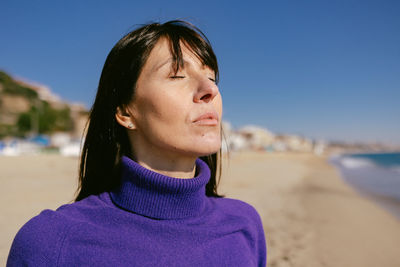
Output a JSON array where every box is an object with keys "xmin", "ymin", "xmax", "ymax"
[
  {"xmin": 208, "ymin": 197, "xmax": 267, "ymax": 266},
  {"xmin": 210, "ymin": 196, "xmax": 263, "ymax": 225},
  {"xmin": 7, "ymin": 194, "xmax": 107, "ymax": 266},
  {"xmin": 207, "ymin": 196, "xmax": 266, "ymax": 240},
  {"xmin": 7, "ymin": 209, "xmax": 78, "ymax": 266}
]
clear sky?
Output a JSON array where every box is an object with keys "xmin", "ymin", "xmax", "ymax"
[{"xmin": 1, "ymin": 0, "xmax": 399, "ymax": 145}]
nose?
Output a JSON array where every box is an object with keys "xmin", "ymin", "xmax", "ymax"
[{"xmin": 193, "ymin": 77, "xmax": 219, "ymax": 103}]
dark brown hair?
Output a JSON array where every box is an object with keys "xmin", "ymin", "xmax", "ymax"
[{"xmin": 75, "ymin": 20, "xmax": 223, "ymax": 201}]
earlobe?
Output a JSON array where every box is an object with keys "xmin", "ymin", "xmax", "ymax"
[{"xmin": 115, "ymin": 106, "xmax": 136, "ymax": 130}]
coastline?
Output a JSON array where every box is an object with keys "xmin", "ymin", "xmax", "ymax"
[
  {"xmin": 329, "ymin": 152, "xmax": 400, "ymax": 220},
  {"xmin": 300, "ymin": 154, "xmax": 400, "ymax": 267},
  {"xmin": 1, "ymin": 153, "xmax": 400, "ymax": 266},
  {"xmin": 220, "ymin": 151, "xmax": 400, "ymax": 267}
]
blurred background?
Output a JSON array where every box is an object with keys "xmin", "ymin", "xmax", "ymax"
[{"xmin": 1, "ymin": 1, "xmax": 399, "ymax": 266}]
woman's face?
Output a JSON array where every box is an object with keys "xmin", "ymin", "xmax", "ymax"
[{"xmin": 126, "ymin": 38, "xmax": 222, "ymax": 159}]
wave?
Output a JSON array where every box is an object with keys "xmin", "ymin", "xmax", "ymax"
[
  {"xmin": 335, "ymin": 156, "xmax": 375, "ymax": 169},
  {"xmin": 329, "ymin": 153, "xmax": 400, "ymax": 220},
  {"xmin": 331, "ymin": 153, "xmax": 400, "ymax": 171}
]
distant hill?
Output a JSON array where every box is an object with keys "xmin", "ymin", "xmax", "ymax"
[{"xmin": 0, "ymin": 70, "xmax": 88, "ymax": 138}]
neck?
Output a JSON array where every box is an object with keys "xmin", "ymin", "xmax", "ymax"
[
  {"xmin": 136, "ymin": 157, "xmax": 196, "ymax": 179},
  {"xmin": 129, "ymin": 142, "xmax": 197, "ymax": 179}
]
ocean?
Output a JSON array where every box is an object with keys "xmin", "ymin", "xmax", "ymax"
[{"xmin": 329, "ymin": 152, "xmax": 400, "ymax": 220}]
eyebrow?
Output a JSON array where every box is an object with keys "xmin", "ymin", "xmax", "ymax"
[
  {"xmin": 153, "ymin": 58, "xmax": 181, "ymax": 72},
  {"xmin": 153, "ymin": 57, "xmax": 202, "ymax": 72},
  {"xmin": 153, "ymin": 57, "xmax": 215, "ymax": 76},
  {"xmin": 153, "ymin": 58, "xmax": 172, "ymax": 72}
]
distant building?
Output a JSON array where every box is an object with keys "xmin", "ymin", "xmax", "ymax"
[{"xmin": 274, "ymin": 134, "xmax": 313, "ymax": 152}]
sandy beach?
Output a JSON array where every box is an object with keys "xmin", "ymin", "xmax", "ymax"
[{"xmin": 1, "ymin": 152, "xmax": 400, "ymax": 266}]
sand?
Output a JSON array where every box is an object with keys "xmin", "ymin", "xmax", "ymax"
[{"xmin": 1, "ymin": 152, "xmax": 400, "ymax": 266}]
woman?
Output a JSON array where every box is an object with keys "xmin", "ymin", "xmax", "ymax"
[{"xmin": 7, "ymin": 20, "xmax": 266, "ymax": 266}]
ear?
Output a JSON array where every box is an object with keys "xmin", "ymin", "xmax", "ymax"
[{"xmin": 115, "ymin": 106, "xmax": 136, "ymax": 130}]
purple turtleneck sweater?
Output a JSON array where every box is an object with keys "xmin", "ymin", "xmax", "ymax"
[{"xmin": 7, "ymin": 157, "xmax": 266, "ymax": 266}]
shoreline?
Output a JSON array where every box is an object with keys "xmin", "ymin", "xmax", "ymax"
[
  {"xmin": 350, "ymin": 188, "xmax": 400, "ymax": 220},
  {"xmin": 328, "ymin": 152, "xmax": 400, "ymax": 221},
  {"xmin": 299, "ymin": 154, "xmax": 400, "ymax": 267},
  {"xmin": 220, "ymin": 151, "xmax": 400, "ymax": 267}
]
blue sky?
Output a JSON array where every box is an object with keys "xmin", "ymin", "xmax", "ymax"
[{"xmin": 1, "ymin": 0, "xmax": 399, "ymax": 145}]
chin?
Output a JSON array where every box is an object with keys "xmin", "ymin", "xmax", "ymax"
[
  {"xmin": 191, "ymin": 140, "xmax": 221, "ymax": 157},
  {"xmin": 172, "ymin": 131, "xmax": 221, "ymax": 157}
]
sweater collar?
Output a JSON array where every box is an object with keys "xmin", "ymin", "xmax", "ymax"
[{"xmin": 110, "ymin": 156, "xmax": 211, "ymax": 220}]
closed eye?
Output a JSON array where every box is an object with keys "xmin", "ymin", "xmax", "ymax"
[{"xmin": 170, "ymin": 76, "xmax": 185, "ymax": 79}]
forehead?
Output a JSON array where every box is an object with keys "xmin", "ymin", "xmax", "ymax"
[{"xmin": 146, "ymin": 38, "xmax": 206, "ymax": 72}]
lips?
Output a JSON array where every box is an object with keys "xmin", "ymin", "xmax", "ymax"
[{"xmin": 193, "ymin": 111, "xmax": 219, "ymax": 126}]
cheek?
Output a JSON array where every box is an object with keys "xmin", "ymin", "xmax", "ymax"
[
  {"xmin": 214, "ymin": 94, "xmax": 223, "ymax": 117},
  {"xmin": 135, "ymin": 91, "xmax": 190, "ymax": 132}
]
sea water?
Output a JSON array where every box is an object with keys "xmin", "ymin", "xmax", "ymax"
[{"xmin": 329, "ymin": 152, "xmax": 400, "ymax": 220}]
